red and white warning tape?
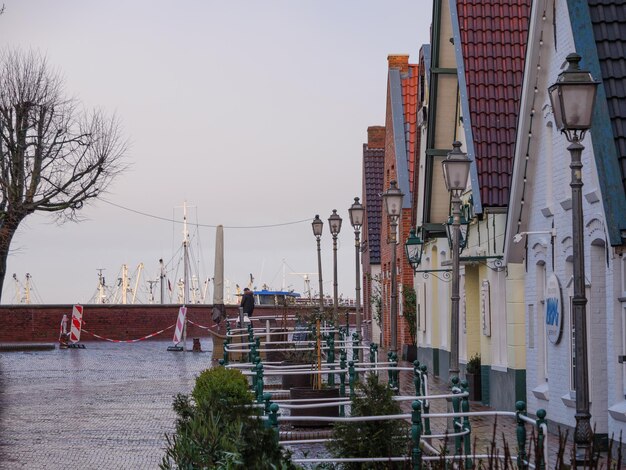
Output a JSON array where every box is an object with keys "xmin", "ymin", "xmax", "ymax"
[
  {"xmin": 81, "ymin": 324, "xmax": 176, "ymax": 343},
  {"xmin": 187, "ymin": 320, "xmax": 214, "ymax": 330}
]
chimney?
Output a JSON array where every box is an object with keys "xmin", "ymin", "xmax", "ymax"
[
  {"xmin": 367, "ymin": 126, "xmax": 385, "ymax": 149},
  {"xmin": 387, "ymin": 54, "xmax": 410, "ymax": 73}
]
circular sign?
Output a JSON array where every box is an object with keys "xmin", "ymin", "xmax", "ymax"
[{"xmin": 545, "ymin": 273, "xmax": 563, "ymax": 344}]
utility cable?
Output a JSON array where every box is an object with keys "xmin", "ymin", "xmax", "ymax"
[{"xmin": 100, "ymin": 198, "xmax": 310, "ymax": 229}]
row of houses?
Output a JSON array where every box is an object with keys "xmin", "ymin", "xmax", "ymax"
[{"xmin": 359, "ymin": 0, "xmax": 626, "ymax": 446}]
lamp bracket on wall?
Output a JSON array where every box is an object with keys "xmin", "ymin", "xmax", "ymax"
[
  {"xmin": 459, "ymin": 255, "xmax": 505, "ymax": 272},
  {"xmin": 414, "ymin": 268, "xmax": 452, "ymax": 282}
]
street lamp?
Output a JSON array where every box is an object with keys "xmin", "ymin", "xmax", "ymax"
[
  {"xmin": 442, "ymin": 141, "xmax": 471, "ymax": 380},
  {"xmin": 349, "ymin": 197, "xmax": 365, "ymax": 356},
  {"xmin": 328, "ymin": 210, "xmax": 342, "ymax": 323},
  {"xmin": 382, "ymin": 180, "xmax": 404, "ymax": 354},
  {"xmin": 548, "ymin": 52, "xmax": 599, "ymax": 463},
  {"xmin": 312, "ymin": 215, "xmax": 325, "ymax": 312},
  {"xmin": 405, "ymin": 227, "xmax": 424, "ymax": 273}
]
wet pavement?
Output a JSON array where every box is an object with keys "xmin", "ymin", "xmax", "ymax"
[
  {"xmin": 0, "ymin": 340, "xmax": 212, "ymax": 469},
  {"xmin": 0, "ymin": 339, "xmax": 606, "ymax": 469}
]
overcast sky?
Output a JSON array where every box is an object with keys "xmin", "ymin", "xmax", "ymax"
[{"xmin": 1, "ymin": 1, "xmax": 432, "ymax": 305}]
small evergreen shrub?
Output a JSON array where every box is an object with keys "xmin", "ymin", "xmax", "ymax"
[
  {"xmin": 162, "ymin": 367, "xmax": 298, "ymax": 469},
  {"xmin": 192, "ymin": 366, "xmax": 252, "ymax": 407}
]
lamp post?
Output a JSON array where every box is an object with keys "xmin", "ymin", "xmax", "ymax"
[
  {"xmin": 349, "ymin": 197, "xmax": 365, "ymax": 358},
  {"xmin": 312, "ymin": 215, "xmax": 325, "ymax": 390},
  {"xmin": 548, "ymin": 52, "xmax": 599, "ymax": 463},
  {"xmin": 382, "ymin": 181, "xmax": 404, "ymax": 354},
  {"xmin": 312, "ymin": 215, "xmax": 325, "ymax": 312},
  {"xmin": 328, "ymin": 210, "xmax": 342, "ymax": 324},
  {"xmin": 442, "ymin": 141, "xmax": 471, "ymax": 379}
]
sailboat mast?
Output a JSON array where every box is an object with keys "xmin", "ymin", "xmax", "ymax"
[
  {"xmin": 159, "ymin": 259, "xmax": 166, "ymax": 304},
  {"xmin": 182, "ymin": 201, "xmax": 190, "ymax": 350}
]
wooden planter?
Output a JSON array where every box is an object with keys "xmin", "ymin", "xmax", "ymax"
[
  {"xmin": 281, "ymin": 362, "xmax": 314, "ymax": 390},
  {"xmin": 466, "ymin": 372, "xmax": 482, "ymax": 401},
  {"xmin": 289, "ymin": 386, "xmax": 340, "ymax": 427}
]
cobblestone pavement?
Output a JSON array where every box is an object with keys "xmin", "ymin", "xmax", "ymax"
[
  {"xmin": 0, "ymin": 340, "xmax": 611, "ymax": 469},
  {"xmin": 0, "ymin": 340, "xmax": 213, "ymax": 469}
]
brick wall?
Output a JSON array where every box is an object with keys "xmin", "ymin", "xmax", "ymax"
[{"xmin": 0, "ymin": 305, "xmax": 328, "ymax": 342}]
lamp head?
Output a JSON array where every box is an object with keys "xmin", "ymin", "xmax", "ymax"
[
  {"xmin": 348, "ymin": 197, "xmax": 365, "ymax": 230},
  {"xmin": 312, "ymin": 214, "xmax": 323, "ymax": 239},
  {"xmin": 548, "ymin": 53, "xmax": 599, "ymax": 142},
  {"xmin": 328, "ymin": 209, "xmax": 342, "ymax": 236},
  {"xmin": 382, "ymin": 180, "xmax": 404, "ymax": 222},
  {"xmin": 442, "ymin": 141, "xmax": 471, "ymax": 198}
]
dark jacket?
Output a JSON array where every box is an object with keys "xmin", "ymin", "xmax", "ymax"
[{"xmin": 241, "ymin": 291, "xmax": 255, "ymax": 315}]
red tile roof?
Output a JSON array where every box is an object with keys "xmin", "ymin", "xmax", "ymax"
[
  {"xmin": 456, "ymin": 0, "xmax": 531, "ymax": 207},
  {"xmin": 401, "ymin": 65, "xmax": 420, "ymax": 195}
]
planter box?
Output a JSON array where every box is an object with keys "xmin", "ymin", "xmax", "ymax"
[
  {"xmin": 466, "ymin": 372, "xmax": 482, "ymax": 401},
  {"xmin": 281, "ymin": 362, "xmax": 313, "ymax": 390},
  {"xmin": 289, "ymin": 386, "xmax": 340, "ymax": 427}
]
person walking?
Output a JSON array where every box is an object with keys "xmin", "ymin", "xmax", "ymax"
[{"xmin": 240, "ymin": 287, "xmax": 255, "ymax": 323}]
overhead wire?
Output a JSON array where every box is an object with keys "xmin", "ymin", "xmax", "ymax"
[{"xmin": 100, "ymin": 198, "xmax": 310, "ymax": 229}]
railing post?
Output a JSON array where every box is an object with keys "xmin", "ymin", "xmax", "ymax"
[
  {"xmin": 328, "ymin": 336, "xmax": 335, "ymax": 386},
  {"xmin": 536, "ymin": 408, "xmax": 547, "ymax": 470},
  {"xmin": 263, "ymin": 393, "xmax": 272, "ymax": 416},
  {"xmin": 352, "ymin": 331, "xmax": 359, "ymax": 363},
  {"xmin": 269, "ymin": 403, "xmax": 280, "ymax": 444},
  {"xmin": 370, "ymin": 343, "xmax": 377, "ymax": 368},
  {"xmin": 223, "ymin": 325, "xmax": 230, "ymax": 365},
  {"xmin": 461, "ymin": 379, "xmax": 473, "ymax": 469},
  {"xmin": 411, "ymin": 400, "xmax": 423, "ymax": 470},
  {"xmin": 348, "ymin": 360, "xmax": 356, "ymax": 400},
  {"xmin": 339, "ymin": 350, "xmax": 347, "ymax": 417},
  {"xmin": 419, "ymin": 365, "xmax": 431, "ymax": 435},
  {"xmin": 255, "ymin": 337, "xmax": 261, "ymax": 363},
  {"xmin": 413, "ymin": 360, "xmax": 422, "ymax": 397},
  {"xmin": 390, "ymin": 352, "xmax": 399, "ymax": 393},
  {"xmin": 451, "ymin": 376, "xmax": 462, "ymax": 455},
  {"xmin": 516, "ymin": 401, "xmax": 528, "ymax": 470},
  {"xmin": 256, "ymin": 363, "xmax": 264, "ymax": 403},
  {"xmin": 252, "ymin": 361, "xmax": 258, "ymax": 390},
  {"xmin": 387, "ymin": 351, "xmax": 393, "ymax": 385}
]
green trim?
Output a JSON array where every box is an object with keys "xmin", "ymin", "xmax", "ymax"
[
  {"xmin": 425, "ymin": 148, "xmax": 450, "ymax": 156},
  {"xmin": 424, "ymin": 0, "xmax": 443, "ymax": 225},
  {"xmin": 481, "ymin": 365, "xmax": 490, "ymax": 406},
  {"xmin": 431, "ymin": 67, "xmax": 457, "ymax": 74},
  {"xmin": 515, "ymin": 369, "xmax": 526, "ymax": 403}
]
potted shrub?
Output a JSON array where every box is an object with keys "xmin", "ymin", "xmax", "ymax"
[
  {"xmin": 287, "ymin": 309, "xmax": 340, "ymax": 427},
  {"xmin": 465, "ymin": 352, "xmax": 482, "ymax": 401},
  {"xmin": 402, "ymin": 284, "xmax": 418, "ymax": 362}
]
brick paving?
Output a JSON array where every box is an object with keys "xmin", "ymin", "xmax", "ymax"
[
  {"xmin": 0, "ymin": 340, "xmax": 211, "ymax": 469},
  {"xmin": 0, "ymin": 339, "xmax": 610, "ymax": 469}
]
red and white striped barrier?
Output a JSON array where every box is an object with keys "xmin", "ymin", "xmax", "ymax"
[
  {"xmin": 172, "ymin": 306, "xmax": 187, "ymax": 346},
  {"xmin": 81, "ymin": 324, "xmax": 175, "ymax": 343},
  {"xmin": 187, "ymin": 320, "xmax": 212, "ymax": 330},
  {"xmin": 69, "ymin": 305, "xmax": 83, "ymax": 343}
]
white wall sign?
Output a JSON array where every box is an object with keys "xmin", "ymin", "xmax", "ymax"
[
  {"xmin": 545, "ymin": 273, "xmax": 563, "ymax": 344},
  {"xmin": 481, "ymin": 280, "xmax": 491, "ymax": 337}
]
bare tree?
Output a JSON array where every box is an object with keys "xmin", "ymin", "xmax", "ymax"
[{"xmin": 0, "ymin": 49, "xmax": 127, "ymax": 301}]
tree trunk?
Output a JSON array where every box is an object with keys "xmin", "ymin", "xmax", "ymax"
[{"xmin": 0, "ymin": 217, "xmax": 23, "ymax": 302}]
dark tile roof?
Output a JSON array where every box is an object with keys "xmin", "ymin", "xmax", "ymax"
[
  {"xmin": 589, "ymin": 0, "xmax": 626, "ymax": 190},
  {"xmin": 401, "ymin": 65, "xmax": 420, "ymax": 196},
  {"xmin": 363, "ymin": 146, "xmax": 384, "ymax": 264},
  {"xmin": 456, "ymin": 0, "xmax": 531, "ymax": 207}
]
